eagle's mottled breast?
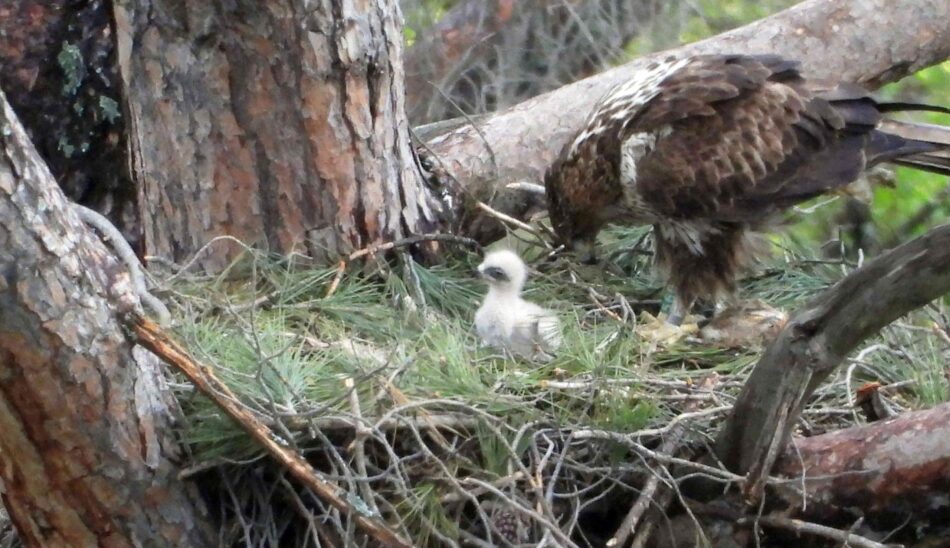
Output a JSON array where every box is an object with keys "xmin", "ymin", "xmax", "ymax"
[{"xmin": 618, "ymin": 127, "xmax": 672, "ymax": 223}]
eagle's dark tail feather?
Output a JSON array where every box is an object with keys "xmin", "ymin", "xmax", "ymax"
[
  {"xmin": 874, "ymin": 118, "xmax": 950, "ymax": 177},
  {"xmin": 893, "ymin": 152, "xmax": 950, "ymax": 176},
  {"xmin": 876, "ymin": 101, "xmax": 950, "ymax": 116}
]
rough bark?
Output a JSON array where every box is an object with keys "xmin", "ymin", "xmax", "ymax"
[
  {"xmin": 114, "ymin": 0, "xmax": 442, "ymax": 271},
  {"xmin": 404, "ymin": 0, "xmax": 663, "ymax": 123},
  {"xmin": 714, "ymin": 224, "xmax": 950, "ymax": 501},
  {"xmin": 420, "ymin": 0, "xmax": 950, "ymax": 241},
  {"xmin": 0, "ymin": 1, "xmax": 135, "ymax": 244},
  {"xmin": 0, "ymin": 91, "xmax": 213, "ymax": 546},
  {"xmin": 775, "ymin": 402, "xmax": 950, "ymax": 526}
]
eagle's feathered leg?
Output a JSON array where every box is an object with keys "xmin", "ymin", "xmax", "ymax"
[{"xmin": 653, "ymin": 222, "xmax": 751, "ymax": 325}]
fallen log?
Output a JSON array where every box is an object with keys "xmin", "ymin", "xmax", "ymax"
[
  {"xmin": 650, "ymin": 405, "xmax": 950, "ymax": 546},
  {"xmin": 775, "ymin": 402, "xmax": 950, "ymax": 526}
]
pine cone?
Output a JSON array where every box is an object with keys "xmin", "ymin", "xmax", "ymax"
[{"xmin": 491, "ymin": 508, "xmax": 527, "ymax": 544}]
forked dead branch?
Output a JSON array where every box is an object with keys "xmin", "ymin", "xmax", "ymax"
[{"xmin": 717, "ymin": 224, "xmax": 950, "ymax": 501}]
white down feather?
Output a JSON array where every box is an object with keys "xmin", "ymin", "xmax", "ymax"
[{"xmin": 474, "ymin": 250, "xmax": 561, "ymax": 359}]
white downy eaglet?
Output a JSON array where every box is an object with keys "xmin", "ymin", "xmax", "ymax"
[{"xmin": 474, "ymin": 250, "xmax": 561, "ymax": 358}]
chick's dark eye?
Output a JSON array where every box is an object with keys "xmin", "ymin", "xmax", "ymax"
[{"xmin": 484, "ymin": 266, "xmax": 508, "ymax": 281}]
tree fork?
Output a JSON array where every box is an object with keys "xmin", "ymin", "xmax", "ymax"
[
  {"xmin": 0, "ymin": 2, "xmax": 136, "ymax": 243},
  {"xmin": 715, "ymin": 223, "xmax": 950, "ymax": 501}
]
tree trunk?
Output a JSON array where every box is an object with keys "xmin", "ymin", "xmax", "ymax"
[
  {"xmin": 775, "ymin": 402, "xmax": 950, "ymax": 525},
  {"xmin": 0, "ymin": 90, "xmax": 213, "ymax": 546},
  {"xmin": 113, "ymin": 0, "xmax": 443, "ymax": 271},
  {"xmin": 0, "ymin": 1, "xmax": 136, "ymax": 244}
]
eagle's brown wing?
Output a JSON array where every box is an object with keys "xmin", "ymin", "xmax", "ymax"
[{"xmin": 628, "ymin": 55, "xmax": 878, "ymax": 223}]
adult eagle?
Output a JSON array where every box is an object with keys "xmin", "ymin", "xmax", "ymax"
[{"xmin": 545, "ymin": 54, "xmax": 950, "ymax": 324}]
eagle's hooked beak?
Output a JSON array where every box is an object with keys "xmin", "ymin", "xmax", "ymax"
[{"xmin": 571, "ymin": 238, "xmax": 598, "ymax": 265}]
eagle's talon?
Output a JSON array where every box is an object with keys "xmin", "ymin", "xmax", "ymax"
[
  {"xmin": 636, "ymin": 311, "xmax": 700, "ymax": 347},
  {"xmin": 666, "ymin": 295, "xmax": 695, "ymax": 327}
]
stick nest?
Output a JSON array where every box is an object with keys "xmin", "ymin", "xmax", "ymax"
[{"xmin": 152, "ymin": 227, "xmax": 947, "ymax": 547}]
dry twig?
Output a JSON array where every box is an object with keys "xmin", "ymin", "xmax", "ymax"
[
  {"xmin": 738, "ymin": 515, "xmax": 893, "ymax": 548},
  {"xmin": 475, "ymin": 200, "xmax": 552, "ymax": 246},
  {"xmin": 607, "ymin": 374, "xmax": 720, "ymax": 547},
  {"xmin": 131, "ymin": 316, "xmax": 412, "ymax": 548},
  {"xmin": 325, "ymin": 233, "xmax": 481, "ymax": 297}
]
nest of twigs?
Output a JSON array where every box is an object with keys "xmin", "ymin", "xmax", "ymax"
[{"xmin": 152, "ymin": 226, "xmax": 945, "ymax": 547}]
